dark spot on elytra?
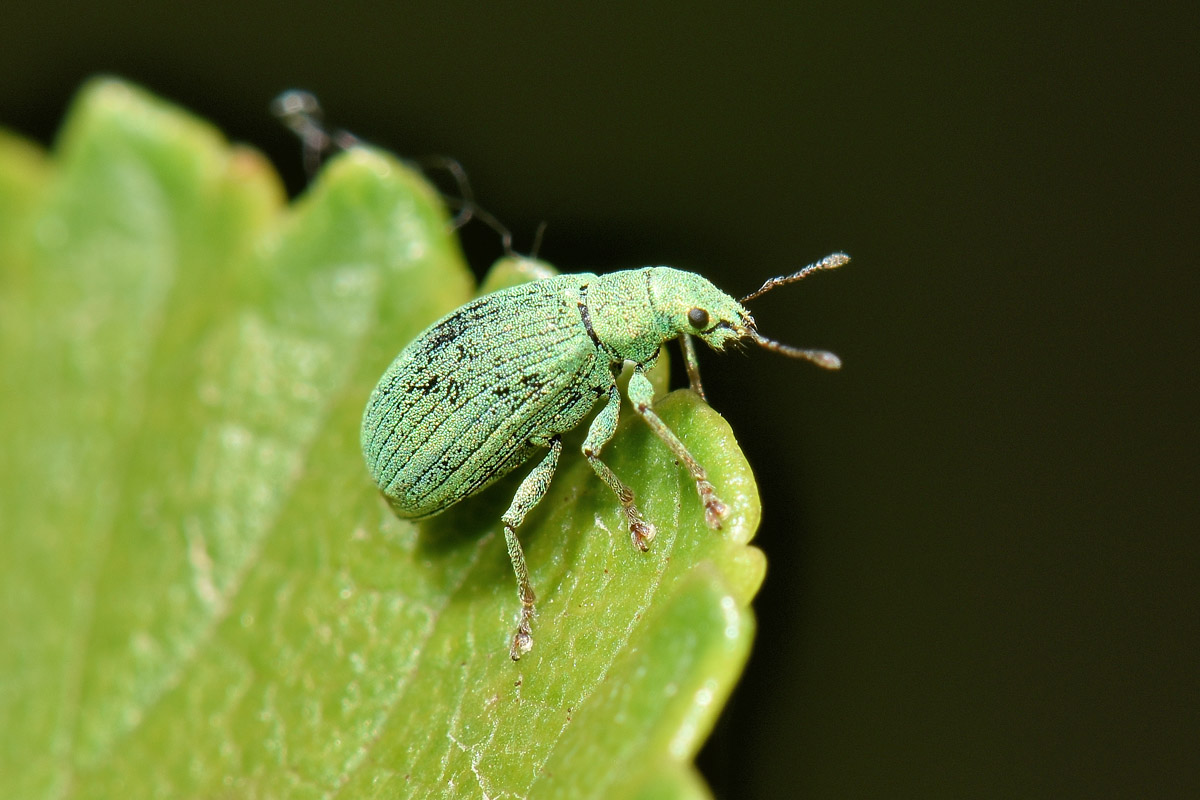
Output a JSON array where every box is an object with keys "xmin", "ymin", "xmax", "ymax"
[
  {"xmin": 423, "ymin": 319, "xmax": 462, "ymax": 350},
  {"xmin": 412, "ymin": 374, "xmax": 439, "ymax": 396},
  {"xmin": 519, "ymin": 373, "xmax": 546, "ymax": 390}
]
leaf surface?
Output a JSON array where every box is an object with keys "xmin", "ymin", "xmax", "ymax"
[{"xmin": 0, "ymin": 79, "xmax": 764, "ymax": 799}]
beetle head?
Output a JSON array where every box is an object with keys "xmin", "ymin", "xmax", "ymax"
[
  {"xmin": 654, "ymin": 253, "xmax": 848, "ymax": 369},
  {"xmin": 646, "ymin": 268, "xmax": 749, "ymax": 351}
]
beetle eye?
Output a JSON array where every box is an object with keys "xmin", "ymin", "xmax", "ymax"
[{"xmin": 687, "ymin": 307, "xmax": 710, "ymax": 329}]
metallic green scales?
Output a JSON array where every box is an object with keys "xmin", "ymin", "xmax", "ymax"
[
  {"xmin": 361, "ymin": 253, "xmax": 849, "ymax": 660},
  {"xmin": 363, "ymin": 273, "xmax": 605, "ymax": 517}
]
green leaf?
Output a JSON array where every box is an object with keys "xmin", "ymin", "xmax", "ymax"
[{"xmin": 0, "ymin": 78, "xmax": 765, "ymax": 799}]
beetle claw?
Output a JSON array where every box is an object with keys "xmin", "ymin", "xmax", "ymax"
[
  {"xmin": 704, "ymin": 499, "xmax": 728, "ymax": 529},
  {"xmin": 697, "ymin": 480, "xmax": 728, "ymax": 529},
  {"xmin": 510, "ymin": 630, "xmax": 533, "ymax": 660},
  {"xmin": 510, "ymin": 617, "xmax": 534, "ymax": 660},
  {"xmin": 630, "ymin": 518, "xmax": 656, "ymax": 551}
]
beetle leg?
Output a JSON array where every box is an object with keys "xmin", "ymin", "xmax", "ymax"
[
  {"xmin": 679, "ymin": 333, "xmax": 706, "ymax": 400},
  {"xmin": 501, "ymin": 435, "xmax": 563, "ymax": 660},
  {"xmin": 583, "ymin": 384, "xmax": 656, "ymax": 551},
  {"xmin": 628, "ymin": 368, "xmax": 729, "ymax": 529}
]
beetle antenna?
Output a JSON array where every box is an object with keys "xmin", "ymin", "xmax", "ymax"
[
  {"xmin": 416, "ymin": 155, "xmax": 535, "ymax": 257},
  {"xmin": 424, "ymin": 164, "xmax": 546, "ymax": 260},
  {"xmin": 748, "ymin": 329, "xmax": 841, "ymax": 369},
  {"xmin": 530, "ymin": 221, "xmax": 549, "ymax": 260},
  {"xmin": 465, "ymin": 202, "xmax": 517, "ymax": 258},
  {"xmin": 417, "ymin": 155, "xmax": 480, "ymax": 232},
  {"xmin": 741, "ymin": 252, "xmax": 850, "ymax": 303},
  {"xmin": 271, "ymin": 90, "xmax": 361, "ymax": 179},
  {"xmin": 273, "ymin": 91, "xmax": 533, "ymax": 260}
]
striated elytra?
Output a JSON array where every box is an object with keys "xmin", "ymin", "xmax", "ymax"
[{"xmin": 361, "ymin": 254, "xmax": 848, "ymax": 659}]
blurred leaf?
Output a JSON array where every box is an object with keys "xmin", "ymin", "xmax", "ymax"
[{"xmin": 0, "ymin": 78, "xmax": 764, "ymax": 799}]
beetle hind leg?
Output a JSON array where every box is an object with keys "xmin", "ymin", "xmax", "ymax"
[{"xmin": 501, "ymin": 435, "xmax": 563, "ymax": 660}]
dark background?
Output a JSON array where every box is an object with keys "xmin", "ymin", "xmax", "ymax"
[{"xmin": 4, "ymin": 2, "xmax": 1196, "ymax": 797}]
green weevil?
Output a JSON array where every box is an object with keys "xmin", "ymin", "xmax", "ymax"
[{"xmin": 361, "ymin": 252, "xmax": 848, "ymax": 659}]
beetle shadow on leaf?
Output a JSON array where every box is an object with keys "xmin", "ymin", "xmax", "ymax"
[
  {"xmin": 414, "ymin": 450, "xmax": 586, "ymax": 563},
  {"xmin": 415, "ymin": 468, "xmax": 527, "ymax": 556}
]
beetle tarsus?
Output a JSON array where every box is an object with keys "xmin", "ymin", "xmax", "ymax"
[
  {"xmin": 510, "ymin": 618, "xmax": 534, "ymax": 660},
  {"xmin": 698, "ymin": 480, "xmax": 728, "ymax": 529},
  {"xmin": 704, "ymin": 499, "xmax": 728, "ymax": 529},
  {"xmin": 510, "ymin": 586, "xmax": 536, "ymax": 660},
  {"xmin": 630, "ymin": 516, "xmax": 656, "ymax": 551}
]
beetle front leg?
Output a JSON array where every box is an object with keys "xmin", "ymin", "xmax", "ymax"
[
  {"xmin": 679, "ymin": 333, "xmax": 706, "ymax": 400},
  {"xmin": 501, "ymin": 435, "xmax": 563, "ymax": 660},
  {"xmin": 583, "ymin": 384, "xmax": 656, "ymax": 550},
  {"xmin": 627, "ymin": 368, "xmax": 729, "ymax": 529}
]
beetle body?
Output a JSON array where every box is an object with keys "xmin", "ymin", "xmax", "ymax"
[
  {"xmin": 363, "ymin": 268, "xmax": 739, "ymax": 518},
  {"xmin": 362, "ymin": 255, "xmax": 848, "ymax": 659},
  {"xmin": 363, "ymin": 273, "xmax": 604, "ymax": 517}
]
